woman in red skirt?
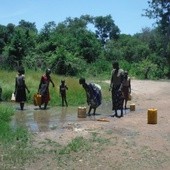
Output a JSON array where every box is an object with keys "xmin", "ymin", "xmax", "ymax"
[{"xmin": 38, "ymin": 69, "xmax": 55, "ymax": 109}]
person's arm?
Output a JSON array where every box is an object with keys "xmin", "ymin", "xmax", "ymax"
[
  {"xmin": 14, "ymin": 77, "xmax": 17, "ymax": 94},
  {"xmin": 109, "ymin": 70, "xmax": 113, "ymax": 91},
  {"xmin": 23, "ymin": 76, "xmax": 30, "ymax": 93},
  {"xmin": 58, "ymin": 85, "xmax": 61, "ymax": 96},
  {"xmin": 129, "ymin": 78, "xmax": 131, "ymax": 93},
  {"xmin": 50, "ymin": 78, "xmax": 55, "ymax": 87},
  {"xmin": 119, "ymin": 70, "xmax": 124, "ymax": 91},
  {"xmin": 38, "ymin": 76, "xmax": 43, "ymax": 92},
  {"xmin": 25, "ymin": 83, "xmax": 30, "ymax": 93}
]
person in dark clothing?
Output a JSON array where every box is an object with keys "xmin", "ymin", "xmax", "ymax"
[
  {"xmin": 79, "ymin": 78, "xmax": 102, "ymax": 116},
  {"xmin": 0, "ymin": 86, "xmax": 2, "ymax": 101},
  {"xmin": 15, "ymin": 67, "xmax": 30, "ymax": 110},
  {"xmin": 59, "ymin": 80, "xmax": 68, "ymax": 107},
  {"xmin": 38, "ymin": 69, "xmax": 55, "ymax": 109},
  {"xmin": 109, "ymin": 61, "xmax": 124, "ymax": 118}
]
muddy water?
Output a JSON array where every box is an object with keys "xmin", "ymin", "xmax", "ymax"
[{"xmin": 10, "ymin": 102, "xmax": 132, "ymax": 132}]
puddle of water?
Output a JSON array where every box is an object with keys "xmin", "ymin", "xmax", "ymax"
[
  {"xmin": 9, "ymin": 102, "xmax": 110, "ymax": 132},
  {"xmin": 10, "ymin": 102, "xmax": 141, "ymax": 132}
]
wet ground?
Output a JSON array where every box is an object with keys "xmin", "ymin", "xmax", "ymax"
[
  {"xmin": 10, "ymin": 101, "xmax": 132, "ymax": 132},
  {"xmin": 6, "ymin": 80, "xmax": 170, "ymax": 169}
]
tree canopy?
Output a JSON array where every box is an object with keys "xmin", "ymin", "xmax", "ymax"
[{"xmin": 0, "ymin": 13, "xmax": 169, "ymax": 79}]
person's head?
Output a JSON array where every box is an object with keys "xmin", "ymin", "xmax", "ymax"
[
  {"xmin": 61, "ymin": 80, "xmax": 65, "ymax": 84},
  {"xmin": 79, "ymin": 78, "xmax": 86, "ymax": 85},
  {"xmin": 18, "ymin": 66, "xmax": 25, "ymax": 75},
  {"xmin": 112, "ymin": 61, "xmax": 119, "ymax": 70},
  {"xmin": 124, "ymin": 71, "xmax": 128, "ymax": 78},
  {"xmin": 46, "ymin": 68, "xmax": 51, "ymax": 76}
]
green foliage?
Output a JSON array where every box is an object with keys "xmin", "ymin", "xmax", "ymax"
[
  {"xmin": 130, "ymin": 59, "xmax": 167, "ymax": 80},
  {"xmin": 0, "ymin": 104, "xmax": 14, "ymax": 122},
  {"xmin": 0, "ymin": 15, "xmax": 169, "ymax": 79},
  {"xmin": 0, "ymin": 103, "xmax": 38, "ymax": 169},
  {"xmin": 94, "ymin": 15, "xmax": 120, "ymax": 45},
  {"xmin": 144, "ymin": 0, "xmax": 170, "ymax": 36},
  {"xmin": 0, "ymin": 69, "xmax": 88, "ymax": 106},
  {"xmin": 143, "ymin": 0, "xmax": 170, "ymax": 77}
]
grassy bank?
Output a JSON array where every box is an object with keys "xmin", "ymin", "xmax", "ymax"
[
  {"xmin": 0, "ymin": 103, "xmax": 35, "ymax": 169},
  {"xmin": 0, "ymin": 103, "xmax": 111, "ymax": 169},
  {"xmin": 0, "ymin": 69, "xmax": 111, "ymax": 106}
]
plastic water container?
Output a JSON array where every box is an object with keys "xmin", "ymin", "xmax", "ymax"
[
  {"xmin": 78, "ymin": 107, "xmax": 87, "ymax": 118},
  {"xmin": 130, "ymin": 104, "xmax": 135, "ymax": 111},
  {"xmin": 34, "ymin": 94, "xmax": 42, "ymax": 106},
  {"xmin": 147, "ymin": 109, "xmax": 157, "ymax": 124}
]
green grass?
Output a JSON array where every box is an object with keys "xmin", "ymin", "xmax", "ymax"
[
  {"xmin": 0, "ymin": 103, "xmax": 112, "ymax": 169},
  {"xmin": 0, "ymin": 69, "xmax": 111, "ymax": 106},
  {"xmin": 0, "ymin": 103, "xmax": 38, "ymax": 169},
  {"xmin": 0, "ymin": 69, "xmax": 112, "ymax": 169}
]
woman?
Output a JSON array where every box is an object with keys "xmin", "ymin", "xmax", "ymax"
[
  {"xmin": 38, "ymin": 69, "xmax": 55, "ymax": 109},
  {"xmin": 15, "ymin": 67, "xmax": 30, "ymax": 110},
  {"xmin": 110, "ymin": 61, "xmax": 124, "ymax": 118},
  {"xmin": 79, "ymin": 78, "xmax": 102, "ymax": 116}
]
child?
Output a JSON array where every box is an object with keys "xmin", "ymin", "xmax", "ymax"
[
  {"xmin": 59, "ymin": 80, "xmax": 68, "ymax": 107},
  {"xmin": 122, "ymin": 71, "xmax": 131, "ymax": 109}
]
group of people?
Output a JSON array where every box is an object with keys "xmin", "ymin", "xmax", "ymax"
[
  {"xmin": 109, "ymin": 61, "xmax": 131, "ymax": 118},
  {"xmin": 80, "ymin": 61, "xmax": 131, "ymax": 118},
  {"xmin": 14, "ymin": 66, "xmax": 103, "ymax": 114},
  {"xmin": 14, "ymin": 67, "xmax": 68, "ymax": 110},
  {"xmin": 14, "ymin": 67, "xmax": 55, "ymax": 110},
  {"xmin": 2, "ymin": 61, "xmax": 131, "ymax": 118}
]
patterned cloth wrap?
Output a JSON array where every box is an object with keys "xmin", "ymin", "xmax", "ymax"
[{"xmin": 88, "ymin": 83, "xmax": 102, "ymax": 108}]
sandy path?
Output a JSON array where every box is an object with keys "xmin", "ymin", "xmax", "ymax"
[{"xmin": 27, "ymin": 79, "xmax": 170, "ymax": 170}]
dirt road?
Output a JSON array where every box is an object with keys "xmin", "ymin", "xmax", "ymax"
[{"xmin": 26, "ymin": 79, "xmax": 170, "ymax": 170}]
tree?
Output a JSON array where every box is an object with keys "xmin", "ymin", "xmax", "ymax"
[
  {"xmin": 38, "ymin": 21, "xmax": 56, "ymax": 42},
  {"xmin": 144, "ymin": 0, "xmax": 170, "ymax": 77},
  {"xmin": 18, "ymin": 20, "xmax": 37, "ymax": 33},
  {"xmin": 93, "ymin": 15, "xmax": 120, "ymax": 46},
  {"xmin": 51, "ymin": 17, "xmax": 102, "ymax": 63}
]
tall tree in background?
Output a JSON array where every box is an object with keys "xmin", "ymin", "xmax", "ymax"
[
  {"xmin": 39, "ymin": 21, "xmax": 56, "ymax": 42},
  {"xmin": 93, "ymin": 15, "xmax": 120, "ymax": 46},
  {"xmin": 18, "ymin": 20, "xmax": 37, "ymax": 33},
  {"xmin": 144, "ymin": 0, "xmax": 170, "ymax": 77}
]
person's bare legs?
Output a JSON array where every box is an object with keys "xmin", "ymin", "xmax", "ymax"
[
  {"xmin": 44, "ymin": 102, "xmax": 48, "ymax": 109},
  {"xmin": 124, "ymin": 99, "xmax": 127, "ymax": 109},
  {"xmin": 88, "ymin": 106, "xmax": 92, "ymax": 116},
  {"xmin": 93, "ymin": 108, "xmax": 96, "ymax": 115},
  {"xmin": 20, "ymin": 102, "xmax": 24, "ymax": 110}
]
